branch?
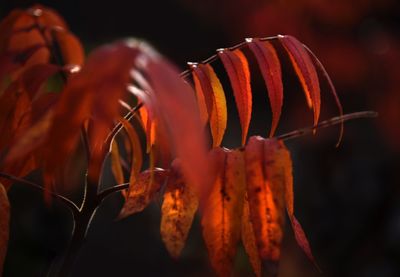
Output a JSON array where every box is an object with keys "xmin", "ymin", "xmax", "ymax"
[
  {"xmin": 276, "ymin": 111, "xmax": 378, "ymax": 142},
  {"xmin": 104, "ymin": 102, "xmax": 144, "ymax": 150},
  {"xmin": 0, "ymin": 172, "xmax": 79, "ymax": 212},
  {"xmin": 97, "ymin": 183, "xmax": 129, "ymax": 200}
]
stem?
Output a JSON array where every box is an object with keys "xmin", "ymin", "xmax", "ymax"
[
  {"xmin": 276, "ymin": 111, "xmax": 378, "ymax": 141},
  {"xmin": 0, "ymin": 172, "xmax": 79, "ymax": 211}
]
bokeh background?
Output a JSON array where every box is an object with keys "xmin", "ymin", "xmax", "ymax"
[{"xmin": 1, "ymin": 0, "xmax": 400, "ymax": 276}]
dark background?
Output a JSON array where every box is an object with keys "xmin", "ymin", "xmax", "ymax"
[{"xmin": 1, "ymin": 0, "xmax": 400, "ymax": 276}]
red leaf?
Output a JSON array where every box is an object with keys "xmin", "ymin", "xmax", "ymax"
[
  {"xmin": 218, "ymin": 49, "xmax": 252, "ymax": 145},
  {"xmin": 130, "ymin": 40, "xmax": 210, "ymax": 202},
  {"xmin": 247, "ymin": 39, "xmax": 283, "ymax": 137},
  {"xmin": 278, "ymin": 35, "xmax": 321, "ymax": 127}
]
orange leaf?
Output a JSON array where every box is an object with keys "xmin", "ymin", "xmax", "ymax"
[
  {"xmin": 244, "ymin": 136, "xmax": 285, "ymax": 267},
  {"xmin": 132, "ymin": 42, "xmax": 210, "ymax": 202},
  {"xmin": 192, "ymin": 64, "xmax": 227, "ymax": 147},
  {"xmin": 0, "ymin": 183, "xmax": 10, "ymax": 275},
  {"xmin": 201, "ymin": 148, "xmax": 246, "ymax": 276},
  {"xmin": 278, "ymin": 35, "xmax": 321, "ymax": 127},
  {"xmin": 247, "ymin": 39, "xmax": 283, "ymax": 137},
  {"xmin": 160, "ymin": 160, "xmax": 198, "ymax": 258},
  {"xmin": 218, "ymin": 49, "xmax": 252, "ymax": 145},
  {"xmin": 138, "ymin": 105, "xmax": 156, "ymax": 153},
  {"xmin": 241, "ymin": 197, "xmax": 261, "ymax": 277},
  {"xmin": 118, "ymin": 168, "xmax": 168, "ymax": 218}
]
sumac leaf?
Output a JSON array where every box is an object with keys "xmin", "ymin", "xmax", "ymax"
[
  {"xmin": 118, "ymin": 168, "xmax": 168, "ymax": 218},
  {"xmin": 242, "ymin": 197, "xmax": 261, "ymax": 277},
  {"xmin": 192, "ymin": 64, "xmax": 227, "ymax": 147},
  {"xmin": 52, "ymin": 29, "xmax": 85, "ymax": 66},
  {"xmin": 247, "ymin": 39, "xmax": 283, "ymax": 137},
  {"xmin": 244, "ymin": 136, "xmax": 285, "ymax": 270},
  {"xmin": 273, "ymin": 140, "xmax": 319, "ymax": 269},
  {"xmin": 201, "ymin": 148, "xmax": 246, "ymax": 276},
  {"xmin": 218, "ymin": 49, "xmax": 252, "ymax": 145},
  {"xmin": 161, "ymin": 161, "xmax": 198, "ymax": 258},
  {"xmin": 278, "ymin": 35, "xmax": 321, "ymax": 126}
]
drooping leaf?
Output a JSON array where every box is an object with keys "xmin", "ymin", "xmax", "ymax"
[
  {"xmin": 218, "ymin": 49, "xmax": 252, "ymax": 145},
  {"xmin": 0, "ymin": 183, "xmax": 10, "ymax": 275},
  {"xmin": 160, "ymin": 160, "xmax": 198, "ymax": 259},
  {"xmin": 138, "ymin": 105, "xmax": 156, "ymax": 153},
  {"xmin": 278, "ymin": 35, "xmax": 321, "ymax": 127},
  {"xmin": 201, "ymin": 148, "xmax": 246, "ymax": 276},
  {"xmin": 241, "ymin": 197, "xmax": 261, "ymax": 277},
  {"xmin": 269, "ymin": 139, "xmax": 319, "ymax": 269},
  {"xmin": 244, "ymin": 136, "xmax": 285, "ymax": 269},
  {"xmin": 118, "ymin": 168, "xmax": 168, "ymax": 219},
  {"xmin": 192, "ymin": 64, "xmax": 227, "ymax": 147},
  {"xmin": 247, "ymin": 39, "xmax": 283, "ymax": 137}
]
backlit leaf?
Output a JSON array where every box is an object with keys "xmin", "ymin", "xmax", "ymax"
[
  {"xmin": 278, "ymin": 35, "xmax": 321, "ymax": 127},
  {"xmin": 192, "ymin": 64, "xmax": 227, "ymax": 147},
  {"xmin": 272, "ymin": 140, "xmax": 319, "ymax": 269},
  {"xmin": 247, "ymin": 39, "xmax": 283, "ymax": 137},
  {"xmin": 244, "ymin": 136, "xmax": 285, "ymax": 267},
  {"xmin": 0, "ymin": 183, "xmax": 10, "ymax": 275},
  {"xmin": 241, "ymin": 197, "xmax": 261, "ymax": 277},
  {"xmin": 161, "ymin": 160, "xmax": 198, "ymax": 258},
  {"xmin": 201, "ymin": 148, "xmax": 246, "ymax": 276},
  {"xmin": 218, "ymin": 49, "xmax": 252, "ymax": 145},
  {"xmin": 118, "ymin": 168, "xmax": 168, "ymax": 218}
]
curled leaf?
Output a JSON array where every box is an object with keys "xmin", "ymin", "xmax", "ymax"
[
  {"xmin": 278, "ymin": 35, "xmax": 320, "ymax": 126},
  {"xmin": 218, "ymin": 49, "xmax": 252, "ymax": 145}
]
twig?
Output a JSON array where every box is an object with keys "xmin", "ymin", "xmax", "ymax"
[
  {"xmin": 0, "ymin": 172, "xmax": 79, "ymax": 212},
  {"xmin": 276, "ymin": 111, "xmax": 378, "ymax": 141}
]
